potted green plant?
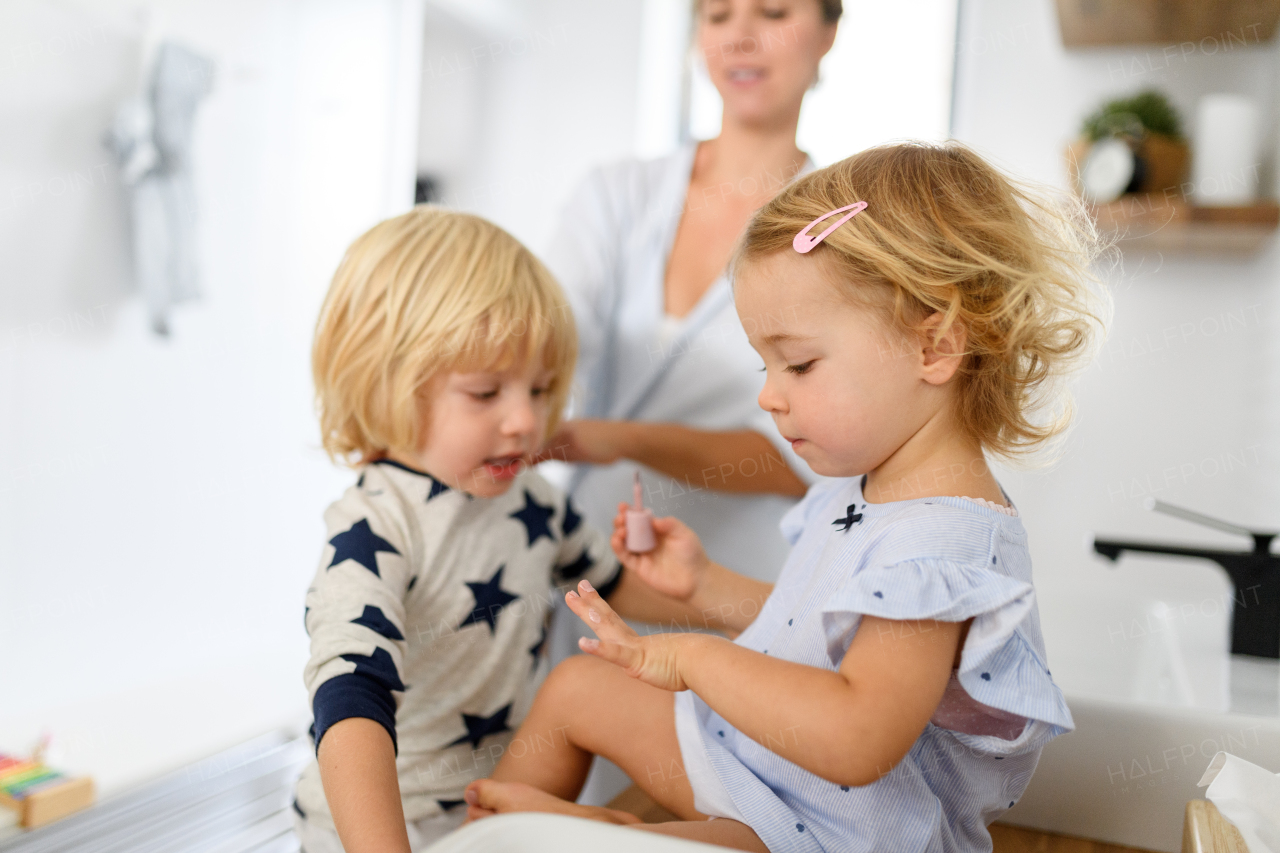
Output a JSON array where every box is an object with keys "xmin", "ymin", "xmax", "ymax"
[{"xmin": 1067, "ymin": 89, "xmax": 1189, "ymax": 203}]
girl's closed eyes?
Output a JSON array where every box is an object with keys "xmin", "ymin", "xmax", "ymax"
[{"xmin": 757, "ymin": 359, "xmax": 817, "ymax": 374}]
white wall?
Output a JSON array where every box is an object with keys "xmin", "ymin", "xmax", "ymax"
[
  {"xmin": 951, "ymin": 0, "xmax": 1280, "ymax": 690},
  {"xmin": 417, "ymin": 0, "xmax": 645, "ymax": 252},
  {"xmin": 0, "ymin": 0, "xmax": 422, "ymax": 794}
]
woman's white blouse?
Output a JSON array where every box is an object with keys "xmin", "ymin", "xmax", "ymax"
[{"xmin": 541, "ymin": 143, "xmax": 822, "ymax": 581}]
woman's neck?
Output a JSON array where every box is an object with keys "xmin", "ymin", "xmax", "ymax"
[{"xmin": 699, "ymin": 109, "xmax": 807, "ymax": 198}]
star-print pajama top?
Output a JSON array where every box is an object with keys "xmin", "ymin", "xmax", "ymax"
[
  {"xmin": 294, "ymin": 459, "xmax": 621, "ymax": 830},
  {"xmin": 673, "ymin": 476, "xmax": 1075, "ymax": 853}
]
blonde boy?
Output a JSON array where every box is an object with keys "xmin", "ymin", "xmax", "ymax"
[{"xmin": 294, "ymin": 208, "xmax": 685, "ymax": 852}]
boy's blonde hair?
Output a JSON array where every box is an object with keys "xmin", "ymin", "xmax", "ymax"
[
  {"xmin": 312, "ymin": 206, "xmax": 576, "ymax": 466},
  {"xmin": 735, "ymin": 141, "xmax": 1110, "ymax": 461}
]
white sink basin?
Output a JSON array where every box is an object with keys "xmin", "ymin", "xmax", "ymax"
[{"xmin": 1005, "ymin": 596, "xmax": 1280, "ymax": 851}]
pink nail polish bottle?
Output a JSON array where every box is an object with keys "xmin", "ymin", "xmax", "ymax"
[{"xmin": 626, "ymin": 470, "xmax": 656, "ymax": 553}]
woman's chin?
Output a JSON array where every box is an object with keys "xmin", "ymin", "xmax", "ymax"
[{"xmin": 720, "ymin": 90, "xmax": 808, "ymax": 128}]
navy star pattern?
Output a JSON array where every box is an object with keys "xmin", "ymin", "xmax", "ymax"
[
  {"xmin": 351, "ymin": 605, "xmax": 404, "ymax": 641},
  {"xmin": 555, "ymin": 550, "xmax": 595, "ymax": 581},
  {"xmin": 427, "ymin": 477, "xmax": 450, "ymax": 501},
  {"xmin": 327, "ymin": 518, "xmax": 399, "ymax": 577},
  {"xmin": 509, "ymin": 490, "xmax": 556, "ymax": 546},
  {"xmin": 529, "ymin": 624, "xmax": 548, "ymax": 669},
  {"xmin": 832, "ymin": 503, "xmax": 864, "ymax": 533},
  {"xmin": 437, "ymin": 799, "xmax": 465, "ymax": 811},
  {"xmin": 561, "ymin": 497, "xmax": 582, "ymax": 536},
  {"xmin": 339, "ymin": 647, "xmax": 405, "ymax": 692},
  {"xmin": 448, "ymin": 703, "xmax": 512, "ymax": 749},
  {"xmin": 458, "ymin": 566, "xmax": 520, "ymax": 633}
]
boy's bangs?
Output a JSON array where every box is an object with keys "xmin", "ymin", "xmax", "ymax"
[{"xmin": 446, "ymin": 303, "xmax": 572, "ymax": 380}]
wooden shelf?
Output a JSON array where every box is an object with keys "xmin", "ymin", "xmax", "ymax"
[
  {"xmin": 1055, "ymin": 0, "xmax": 1280, "ymax": 47},
  {"xmin": 1089, "ymin": 195, "xmax": 1279, "ymax": 254}
]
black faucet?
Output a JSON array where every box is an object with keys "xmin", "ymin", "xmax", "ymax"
[{"xmin": 1092, "ymin": 500, "xmax": 1279, "ymax": 659}]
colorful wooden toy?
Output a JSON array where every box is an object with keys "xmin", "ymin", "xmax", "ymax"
[{"xmin": 0, "ymin": 753, "xmax": 94, "ymax": 828}]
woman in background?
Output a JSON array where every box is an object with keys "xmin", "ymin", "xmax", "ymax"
[{"xmin": 541, "ymin": 0, "xmax": 842, "ymax": 583}]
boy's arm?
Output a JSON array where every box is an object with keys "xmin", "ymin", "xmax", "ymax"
[
  {"xmin": 305, "ymin": 490, "xmax": 414, "ymax": 849},
  {"xmin": 318, "ymin": 718, "xmax": 412, "ymax": 853}
]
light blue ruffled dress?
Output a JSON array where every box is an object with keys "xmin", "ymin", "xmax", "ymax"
[{"xmin": 673, "ymin": 475, "xmax": 1074, "ymax": 853}]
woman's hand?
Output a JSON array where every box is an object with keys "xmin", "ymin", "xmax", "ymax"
[
  {"xmin": 610, "ymin": 502, "xmax": 709, "ymax": 602},
  {"xmin": 565, "ymin": 579, "xmax": 688, "ymax": 692},
  {"xmin": 535, "ymin": 419, "xmax": 634, "ymax": 466}
]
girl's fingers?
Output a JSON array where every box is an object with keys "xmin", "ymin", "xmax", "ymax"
[
  {"xmin": 568, "ymin": 580, "xmax": 646, "ymax": 675},
  {"xmin": 576, "ymin": 578, "xmax": 629, "ymax": 626},
  {"xmin": 577, "ymin": 636, "xmax": 642, "ymax": 671},
  {"xmin": 609, "ymin": 529, "xmax": 638, "ymax": 571},
  {"xmin": 565, "ymin": 579, "xmax": 636, "ymax": 642}
]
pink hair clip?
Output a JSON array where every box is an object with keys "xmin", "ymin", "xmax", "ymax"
[{"xmin": 792, "ymin": 201, "xmax": 868, "ymax": 254}]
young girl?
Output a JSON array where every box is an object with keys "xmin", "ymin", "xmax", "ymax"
[
  {"xmin": 463, "ymin": 142, "xmax": 1108, "ymax": 852},
  {"xmin": 294, "ymin": 207, "xmax": 708, "ymax": 853}
]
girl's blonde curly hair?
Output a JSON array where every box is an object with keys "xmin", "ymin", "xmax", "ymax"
[{"xmin": 734, "ymin": 141, "xmax": 1111, "ymax": 462}]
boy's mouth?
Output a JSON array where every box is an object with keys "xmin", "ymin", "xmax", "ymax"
[{"xmin": 482, "ymin": 454, "xmax": 526, "ymax": 481}]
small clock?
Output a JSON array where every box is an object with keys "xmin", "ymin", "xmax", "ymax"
[{"xmin": 1079, "ymin": 137, "xmax": 1138, "ymax": 204}]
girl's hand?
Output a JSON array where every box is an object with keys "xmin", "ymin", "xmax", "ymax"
[
  {"xmin": 534, "ymin": 419, "xmax": 633, "ymax": 466},
  {"xmin": 610, "ymin": 502, "xmax": 710, "ymax": 602},
  {"xmin": 566, "ymin": 579, "xmax": 687, "ymax": 692}
]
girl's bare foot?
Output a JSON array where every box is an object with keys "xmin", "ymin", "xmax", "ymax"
[{"xmin": 463, "ymin": 779, "xmax": 642, "ymax": 826}]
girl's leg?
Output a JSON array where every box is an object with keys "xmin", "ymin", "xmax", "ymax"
[
  {"xmin": 635, "ymin": 820, "xmax": 769, "ymax": 851},
  {"xmin": 467, "ymin": 654, "xmax": 767, "ymax": 851},
  {"xmin": 483, "ymin": 653, "xmax": 699, "ymax": 817}
]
